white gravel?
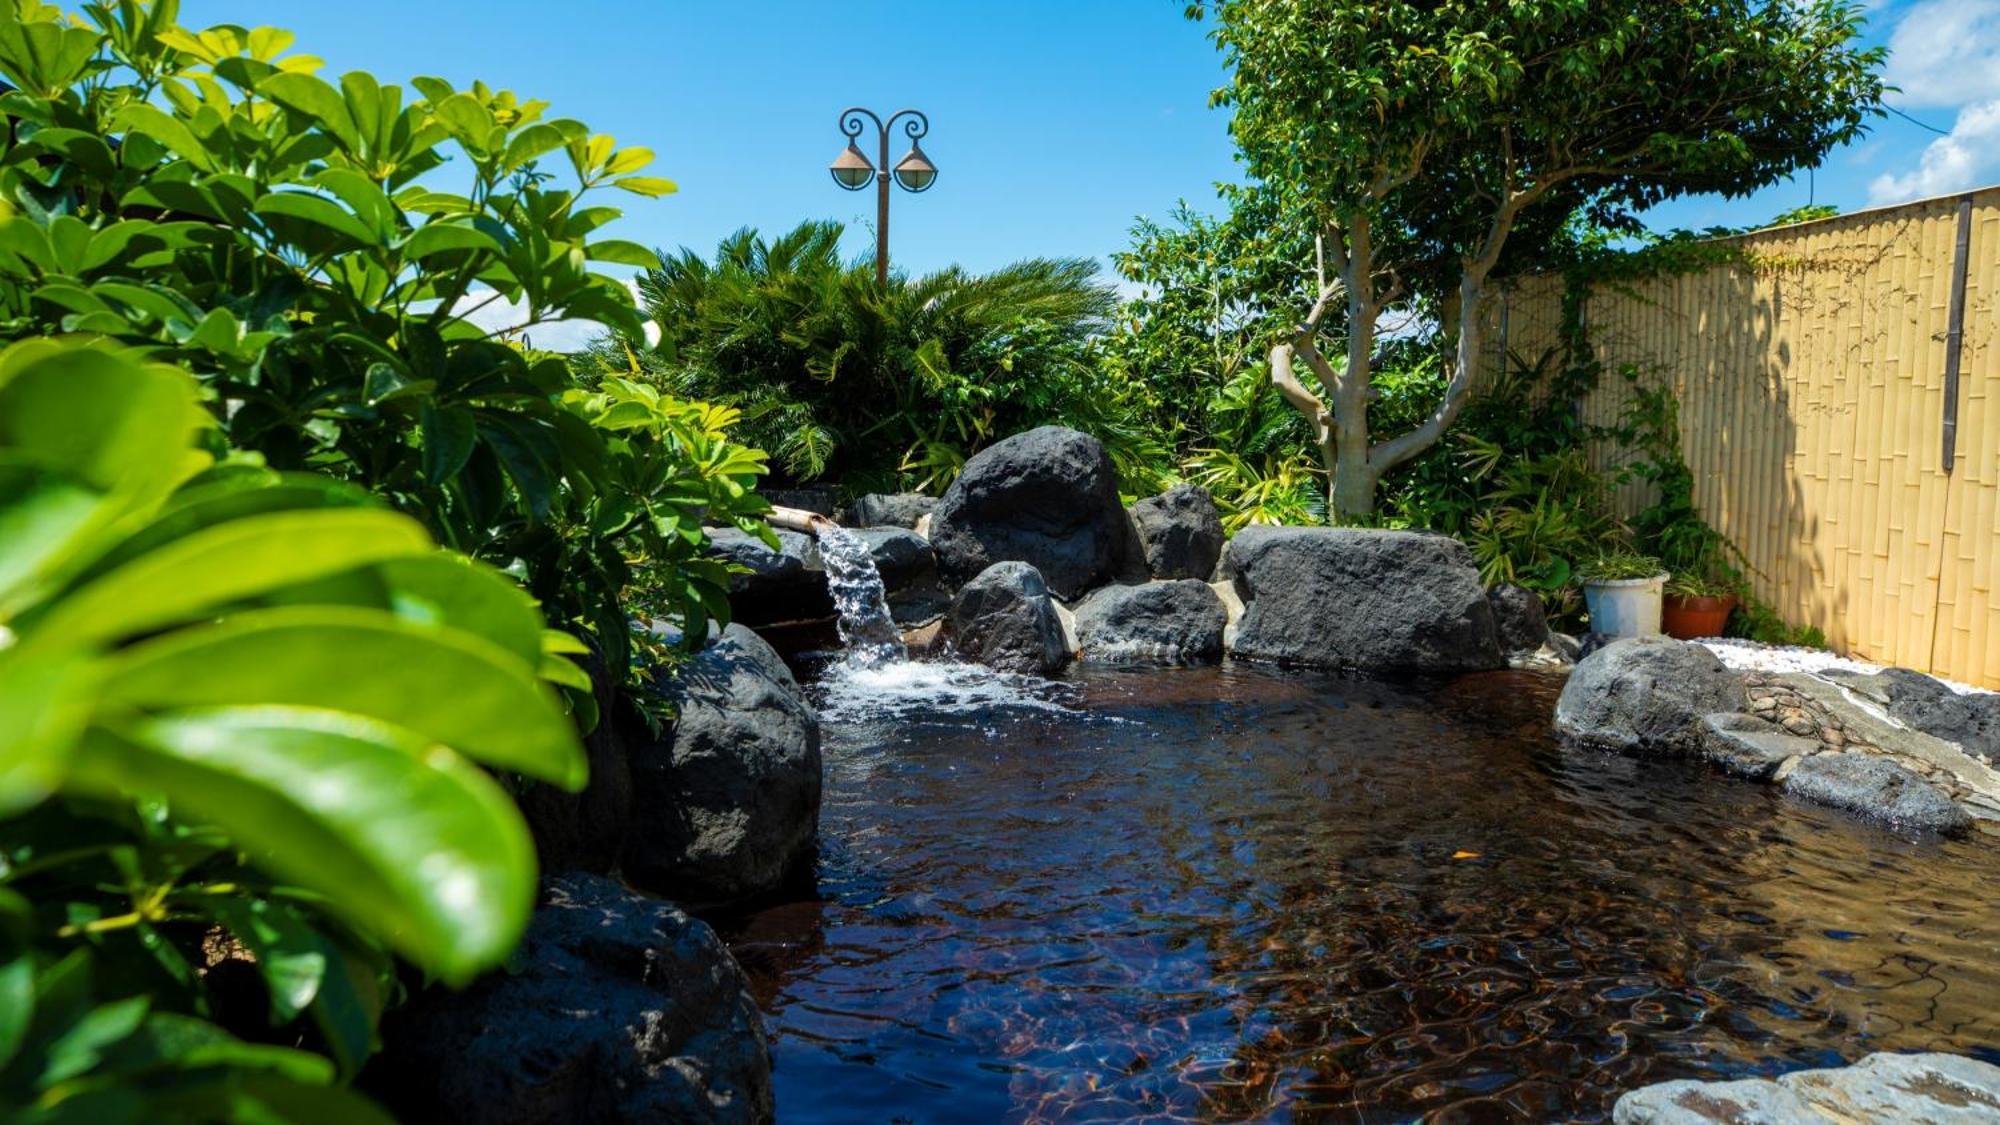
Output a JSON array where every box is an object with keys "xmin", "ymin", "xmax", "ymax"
[{"xmin": 1697, "ymin": 637, "xmax": 1992, "ymax": 696}]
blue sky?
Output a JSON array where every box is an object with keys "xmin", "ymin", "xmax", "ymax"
[{"xmin": 186, "ymin": 1, "xmax": 1999, "ymax": 281}]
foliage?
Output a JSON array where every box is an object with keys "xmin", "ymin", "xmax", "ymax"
[
  {"xmin": 1190, "ymin": 0, "xmax": 1887, "ymax": 515},
  {"xmin": 0, "ymin": 0, "xmax": 768, "ymax": 672},
  {"xmin": 1611, "ymin": 370, "xmax": 1739, "ymax": 585},
  {"xmin": 0, "ymin": 341, "xmax": 587, "ymax": 1120},
  {"xmin": 1106, "ymin": 191, "xmax": 1317, "ymax": 451},
  {"xmin": 1180, "ymin": 361, "xmax": 1326, "ymax": 530},
  {"xmin": 1578, "ymin": 552, "xmax": 1666, "ymax": 582},
  {"xmin": 623, "ymin": 220, "xmax": 1161, "ymax": 495},
  {"xmin": 1370, "ymin": 348, "xmax": 1622, "ymax": 620}
]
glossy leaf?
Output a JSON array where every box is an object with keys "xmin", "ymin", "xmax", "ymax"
[
  {"xmin": 71, "ymin": 710, "xmax": 537, "ymax": 985},
  {"xmin": 99, "ymin": 606, "xmax": 586, "ymax": 787},
  {"xmin": 30, "ymin": 509, "xmax": 433, "ymax": 648}
]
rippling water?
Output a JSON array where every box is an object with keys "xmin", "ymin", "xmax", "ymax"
[{"xmin": 719, "ymin": 663, "xmax": 2000, "ymax": 1122}]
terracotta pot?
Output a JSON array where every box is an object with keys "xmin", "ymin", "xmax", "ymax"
[{"xmin": 1662, "ymin": 593, "xmax": 1737, "ymax": 639}]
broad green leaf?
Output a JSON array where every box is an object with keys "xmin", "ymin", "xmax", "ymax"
[
  {"xmin": 28, "ymin": 509, "xmax": 433, "ymax": 648},
  {"xmin": 81, "ymin": 473, "xmax": 379, "ymax": 583},
  {"xmin": 419, "ymin": 403, "xmax": 476, "ymax": 482},
  {"xmin": 613, "ymin": 176, "xmax": 677, "ymax": 198},
  {"xmin": 0, "ymin": 342, "xmax": 207, "ymax": 500},
  {"xmin": 584, "ymin": 239, "xmax": 658, "ymax": 268},
  {"xmin": 107, "ymin": 104, "xmax": 210, "ymax": 170},
  {"xmin": 498, "ymin": 122, "xmax": 567, "ymax": 172},
  {"xmin": 0, "ymin": 466, "xmax": 107, "ymax": 617},
  {"xmin": 337, "ymin": 553, "xmax": 544, "ymax": 666},
  {"xmin": 72, "ymin": 710, "xmax": 537, "ymax": 984},
  {"xmin": 254, "ymin": 191, "xmax": 379, "ymax": 248},
  {"xmin": 39, "ymin": 996, "xmax": 149, "ymax": 1086},
  {"xmin": 100, "ymin": 606, "xmax": 585, "ymax": 787},
  {"xmin": 259, "ymin": 72, "xmax": 360, "ymax": 153},
  {"xmin": 401, "ymin": 222, "xmax": 501, "ymax": 261},
  {"xmin": 0, "ymin": 647, "xmax": 92, "ymax": 817},
  {"xmin": 0, "ymin": 888, "xmax": 33, "ymax": 1070}
]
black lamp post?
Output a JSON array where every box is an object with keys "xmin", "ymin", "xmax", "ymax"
[{"xmin": 829, "ymin": 107, "xmax": 936, "ymax": 286}]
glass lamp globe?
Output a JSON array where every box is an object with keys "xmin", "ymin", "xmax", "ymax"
[
  {"xmin": 892, "ymin": 144, "xmax": 937, "ymax": 192},
  {"xmin": 829, "ymin": 142, "xmax": 874, "ymax": 190}
]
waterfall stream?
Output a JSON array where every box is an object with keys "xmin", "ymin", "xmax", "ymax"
[
  {"xmin": 808, "ymin": 522, "xmax": 1079, "ymax": 721},
  {"xmin": 813, "ymin": 524, "xmax": 907, "ymax": 667}
]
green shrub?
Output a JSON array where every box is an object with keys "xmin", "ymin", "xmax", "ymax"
[
  {"xmin": 1, "ymin": 341, "xmax": 586, "ymax": 1120},
  {"xmin": 0, "ymin": 0, "xmax": 770, "ymax": 673}
]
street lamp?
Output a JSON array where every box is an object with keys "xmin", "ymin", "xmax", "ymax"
[{"xmin": 828, "ymin": 107, "xmax": 935, "ymax": 286}]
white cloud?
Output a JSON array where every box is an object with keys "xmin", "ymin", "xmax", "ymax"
[
  {"xmin": 1867, "ymin": 98, "xmax": 2000, "ymax": 204},
  {"xmin": 1882, "ymin": 0, "xmax": 2000, "ymax": 108},
  {"xmin": 450, "ymin": 281, "xmax": 658, "ymax": 353}
]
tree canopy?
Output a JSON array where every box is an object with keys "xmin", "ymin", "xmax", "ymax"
[{"xmin": 1194, "ymin": 0, "xmax": 1887, "ymax": 516}]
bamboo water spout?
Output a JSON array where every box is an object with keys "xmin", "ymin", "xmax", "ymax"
[{"xmin": 766, "ymin": 505, "xmax": 835, "ymax": 536}]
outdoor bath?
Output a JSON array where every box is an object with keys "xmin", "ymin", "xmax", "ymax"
[{"xmin": 721, "ymin": 661, "xmax": 2000, "ymax": 1121}]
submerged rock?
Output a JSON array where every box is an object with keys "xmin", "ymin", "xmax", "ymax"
[
  {"xmin": 1487, "ymin": 584, "xmax": 1550, "ymax": 654},
  {"xmin": 1556, "ymin": 637, "xmax": 1746, "ymax": 754},
  {"xmin": 371, "ymin": 872, "xmax": 772, "ymax": 1124},
  {"xmin": 624, "ymin": 625, "xmax": 822, "ymax": 905},
  {"xmin": 1613, "ymin": 1050, "xmax": 2000, "ymax": 1124},
  {"xmin": 1073, "ymin": 579, "xmax": 1226, "ymax": 663},
  {"xmin": 929, "ymin": 426, "xmax": 1128, "ymax": 599},
  {"xmin": 841, "ymin": 492, "xmax": 936, "ymax": 530},
  {"xmin": 1782, "ymin": 750, "xmax": 1969, "ymax": 834},
  {"xmin": 947, "ymin": 561, "xmax": 1072, "ymax": 675},
  {"xmin": 1696, "ymin": 711, "xmax": 1814, "ymax": 780},
  {"xmin": 1222, "ymin": 526, "xmax": 1502, "ymax": 673},
  {"xmin": 1128, "ymin": 484, "xmax": 1225, "ymax": 581}
]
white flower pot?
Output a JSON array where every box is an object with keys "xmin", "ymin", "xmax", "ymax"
[{"xmin": 1582, "ymin": 573, "xmax": 1668, "ymax": 638}]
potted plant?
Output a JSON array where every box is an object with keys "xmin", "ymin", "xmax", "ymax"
[
  {"xmin": 1579, "ymin": 552, "xmax": 1669, "ymax": 637},
  {"xmin": 1662, "ymin": 572, "xmax": 1740, "ymax": 639}
]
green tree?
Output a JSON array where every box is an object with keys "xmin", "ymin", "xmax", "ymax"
[{"xmin": 1196, "ymin": 0, "xmax": 1886, "ymax": 517}]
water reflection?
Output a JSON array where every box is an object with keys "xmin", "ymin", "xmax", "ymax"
[{"xmin": 719, "ymin": 663, "xmax": 2000, "ymax": 1122}]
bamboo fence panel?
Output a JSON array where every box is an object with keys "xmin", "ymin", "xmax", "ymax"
[{"xmin": 1484, "ymin": 188, "xmax": 1998, "ymax": 687}]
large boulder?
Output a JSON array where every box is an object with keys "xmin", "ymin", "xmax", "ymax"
[
  {"xmin": 947, "ymin": 561, "xmax": 1072, "ymax": 676},
  {"xmin": 1128, "ymin": 484, "xmax": 1225, "ymax": 581},
  {"xmin": 1555, "ymin": 636, "xmax": 1746, "ymax": 754},
  {"xmin": 370, "ymin": 872, "xmax": 772, "ymax": 1124},
  {"xmin": 517, "ymin": 652, "xmax": 633, "ymax": 874},
  {"xmin": 1782, "ymin": 751, "xmax": 1970, "ymax": 834},
  {"xmin": 623, "ymin": 625, "xmax": 821, "ymax": 905},
  {"xmin": 1487, "ymin": 584, "xmax": 1550, "ymax": 654},
  {"xmin": 928, "ymin": 426, "xmax": 1128, "ymax": 599},
  {"xmin": 1614, "ymin": 1051, "xmax": 2000, "ymax": 1124},
  {"xmin": 707, "ymin": 527, "xmax": 830, "ymax": 626},
  {"xmin": 1222, "ymin": 527, "xmax": 1502, "ymax": 673},
  {"xmin": 1073, "ymin": 579, "xmax": 1226, "ymax": 663},
  {"xmin": 841, "ymin": 492, "xmax": 936, "ymax": 530}
]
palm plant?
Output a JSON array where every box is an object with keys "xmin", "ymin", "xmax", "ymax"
[{"xmin": 619, "ymin": 221, "xmax": 1142, "ymax": 493}]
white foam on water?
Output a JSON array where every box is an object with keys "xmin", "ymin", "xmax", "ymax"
[{"xmin": 813, "ymin": 657, "xmax": 1083, "ymax": 724}]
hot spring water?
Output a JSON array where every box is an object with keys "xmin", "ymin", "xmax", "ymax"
[{"xmin": 724, "ymin": 527, "xmax": 2000, "ymax": 1120}]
